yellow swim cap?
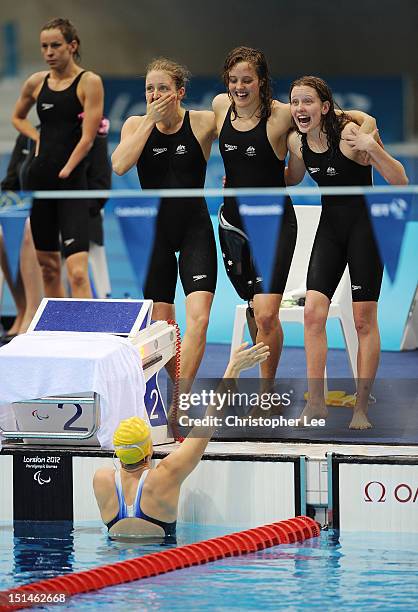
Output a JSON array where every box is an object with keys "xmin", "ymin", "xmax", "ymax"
[{"xmin": 113, "ymin": 417, "xmax": 152, "ymax": 464}]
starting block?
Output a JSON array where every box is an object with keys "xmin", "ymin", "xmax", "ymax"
[{"xmin": 1, "ymin": 298, "xmax": 177, "ymax": 447}]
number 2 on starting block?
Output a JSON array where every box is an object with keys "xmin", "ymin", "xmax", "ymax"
[{"xmin": 144, "ymin": 373, "xmax": 167, "ymax": 426}]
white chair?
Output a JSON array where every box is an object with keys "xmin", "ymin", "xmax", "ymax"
[{"xmin": 230, "ymin": 205, "xmax": 358, "ymax": 380}]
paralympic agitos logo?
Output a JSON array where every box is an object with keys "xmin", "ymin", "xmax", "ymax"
[{"xmin": 364, "ymin": 481, "xmax": 418, "ymax": 503}]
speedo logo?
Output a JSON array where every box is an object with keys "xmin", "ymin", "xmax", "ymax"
[
  {"xmin": 175, "ymin": 145, "xmax": 187, "ymax": 155},
  {"xmin": 153, "ymin": 147, "xmax": 167, "ymax": 156},
  {"xmin": 308, "ymin": 167, "xmax": 320, "ymax": 174},
  {"xmin": 193, "ymin": 274, "xmax": 207, "ymax": 282},
  {"xmin": 352, "ymin": 285, "xmax": 362, "ymax": 291},
  {"xmin": 41, "ymin": 103, "xmax": 54, "ymax": 111},
  {"xmin": 224, "ymin": 144, "xmax": 237, "ymax": 151}
]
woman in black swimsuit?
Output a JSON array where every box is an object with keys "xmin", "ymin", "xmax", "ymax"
[
  {"xmin": 12, "ymin": 17, "xmax": 104, "ymax": 298},
  {"xmin": 286, "ymin": 76, "xmax": 408, "ymax": 429}
]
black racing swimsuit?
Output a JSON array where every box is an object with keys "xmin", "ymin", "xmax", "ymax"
[
  {"xmin": 301, "ymin": 133, "xmax": 383, "ymax": 302},
  {"xmin": 136, "ymin": 111, "xmax": 217, "ymax": 302},
  {"xmin": 27, "ymin": 71, "xmax": 90, "ymax": 258},
  {"xmin": 219, "ymin": 106, "xmax": 297, "ymax": 295}
]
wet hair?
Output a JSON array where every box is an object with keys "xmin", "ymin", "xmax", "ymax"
[
  {"xmin": 289, "ymin": 75, "xmax": 350, "ymax": 155},
  {"xmin": 41, "ymin": 17, "xmax": 81, "ymax": 61},
  {"xmin": 146, "ymin": 58, "xmax": 190, "ymax": 91},
  {"xmin": 222, "ymin": 46, "xmax": 273, "ymax": 120}
]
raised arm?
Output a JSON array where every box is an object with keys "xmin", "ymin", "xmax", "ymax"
[
  {"xmin": 59, "ymin": 72, "xmax": 104, "ymax": 179},
  {"xmin": 285, "ymin": 131, "xmax": 306, "ymax": 186},
  {"xmin": 159, "ymin": 342, "xmax": 270, "ymax": 483},
  {"xmin": 112, "ymin": 92, "xmax": 176, "ymax": 175},
  {"xmin": 344, "ymin": 130, "xmax": 409, "ymax": 185},
  {"xmin": 12, "ymin": 73, "xmax": 43, "ymax": 150}
]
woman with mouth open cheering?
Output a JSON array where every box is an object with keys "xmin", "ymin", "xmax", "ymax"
[{"xmin": 286, "ymin": 75, "xmax": 408, "ymax": 429}]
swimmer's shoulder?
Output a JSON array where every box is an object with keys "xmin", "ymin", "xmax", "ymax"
[
  {"xmin": 22, "ymin": 71, "xmax": 48, "ymax": 96},
  {"xmin": 121, "ymin": 114, "xmax": 146, "ymax": 137},
  {"xmin": 78, "ymin": 70, "xmax": 103, "ymax": 90},
  {"xmin": 93, "ymin": 467, "xmax": 115, "ymax": 502},
  {"xmin": 93, "ymin": 466, "xmax": 115, "ymax": 486},
  {"xmin": 212, "ymin": 93, "xmax": 229, "ymax": 114}
]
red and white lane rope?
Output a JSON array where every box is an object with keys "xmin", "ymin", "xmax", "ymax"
[{"xmin": 0, "ymin": 516, "xmax": 320, "ymax": 611}]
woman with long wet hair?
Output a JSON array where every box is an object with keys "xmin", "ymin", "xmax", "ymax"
[{"xmin": 286, "ymin": 75, "xmax": 408, "ymax": 429}]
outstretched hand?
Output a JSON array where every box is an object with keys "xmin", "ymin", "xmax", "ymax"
[{"xmin": 224, "ymin": 342, "xmax": 270, "ymax": 378}]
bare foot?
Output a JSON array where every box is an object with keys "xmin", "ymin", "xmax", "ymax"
[
  {"xmin": 298, "ymin": 402, "xmax": 328, "ymax": 426},
  {"xmin": 349, "ymin": 410, "xmax": 372, "ymax": 430}
]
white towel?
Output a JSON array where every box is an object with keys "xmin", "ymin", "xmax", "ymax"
[{"xmin": 0, "ymin": 332, "xmax": 146, "ymax": 449}]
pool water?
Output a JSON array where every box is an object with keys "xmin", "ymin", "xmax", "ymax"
[{"xmin": 1, "ymin": 522, "xmax": 418, "ymax": 610}]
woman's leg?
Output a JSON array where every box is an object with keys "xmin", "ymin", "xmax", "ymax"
[
  {"xmin": 347, "ymin": 208, "xmax": 383, "ymax": 429},
  {"xmin": 178, "ymin": 208, "xmax": 217, "ymax": 386},
  {"xmin": 251, "ymin": 197, "xmax": 298, "ymax": 388},
  {"xmin": 300, "ymin": 289, "xmax": 331, "ymax": 422},
  {"xmin": 252, "ymin": 292, "xmax": 283, "ymax": 389},
  {"xmin": 65, "ymin": 251, "xmax": 92, "ymax": 298},
  {"xmin": 181, "ymin": 291, "xmax": 214, "ymax": 382},
  {"xmin": 18, "ymin": 219, "xmax": 43, "ymax": 332},
  {"xmin": 349, "ymin": 301, "xmax": 379, "ymax": 429},
  {"xmin": 36, "ymin": 250, "xmax": 65, "ymax": 297},
  {"xmin": 0, "ymin": 231, "xmax": 26, "ymax": 335},
  {"xmin": 300, "ymin": 207, "xmax": 347, "ymax": 423},
  {"xmin": 59, "ymin": 192, "xmax": 92, "ymax": 298},
  {"xmin": 152, "ymin": 301, "xmax": 176, "ymax": 380},
  {"xmin": 30, "ymin": 197, "xmax": 63, "ymax": 298}
]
